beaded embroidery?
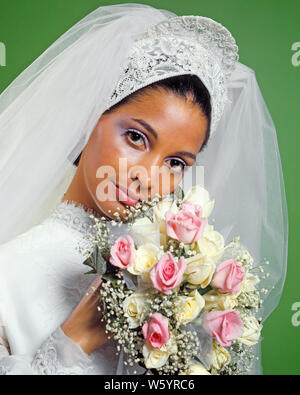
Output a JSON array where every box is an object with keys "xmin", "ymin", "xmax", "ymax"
[
  {"xmin": 48, "ymin": 200, "xmax": 98, "ymax": 236},
  {"xmin": 107, "ymin": 16, "xmax": 239, "ymax": 136}
]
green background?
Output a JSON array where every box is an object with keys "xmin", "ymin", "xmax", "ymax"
[{"xmin": 0, "ymin": 0, "xmax": 299, "ymax": 374}]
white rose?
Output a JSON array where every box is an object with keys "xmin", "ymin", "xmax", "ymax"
[
  {"xmin": 142, "ymin": 343, "xmax": 170, "ymax": 369},
  {"xmin": 185, "ymin": 254, "xmax": 216, "ymax": 288},
  {"xmin": 152, "ymin": 199, "xmax": 178, "ymax": 247},
  {"xmin": 182, "ymin": 185, "xmax": 215, "ymax": 218},
  {"xmin": 238, "ymin": 315, "xmax": 262, "ymax": 346},
  {"xmin": 123, "ymin": 292, "xmax": 149, "ymax": 329},
  {"xmin": 197, "ymin": 225, "xmax": 224, "ymax": 262},
  {"xmin": 153, "ymin": 200, "xmax": 178, "ymax": 234},
  {"xmin": 127, "ymin": 243, "xmax": 159, "ymax": 275},
  {"xmin": 175, "ymin": 290, "xmax": 205, "ymax": 324},
  {"xmin": 211, "ymin": 340, "xmax": 231, "ymax": 370},
  {"xmin": 240, "ymin": 273, "xmax": 260, "ymax": 293},
  {"xmin": 131, "ymin": 217, "xmax": 160, "ymax": 245},
  {"xmin": 132, "ymin": 217, "xmax": 152, "ymax": 227},
  {"xmin": 203, "ymin": 289, "xmax": 238, "ymax": 311},
  {"xmin": 183, "ymin": 362, "xmax": 211, "ymax": 375}
]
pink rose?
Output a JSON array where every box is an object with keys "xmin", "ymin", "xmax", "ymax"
[
  {"xmin": 212, "ymin": 259, "xmax": 245, "ymax": 294},
  {"xmin": 109, "ymin": 235, "xmax": 135, "ymax": 269},
  {"xmin": 142, "ymin": 312, "xmax": 171, "ymax": 349},
  {"xmin": 165, "ymin": 203, "xmax": 207, "ymax": 244},
  {"xmin": 150, "ymin": 252, "xmax": 186, "ymax": 295},
  {"xmin": 203, "ymin": 310, "xmax": 244, "ymax": 347}
]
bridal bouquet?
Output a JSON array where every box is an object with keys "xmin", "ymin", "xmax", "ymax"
[{"xmin": 80, "ymin": 186, "xmax": 270, "ymax": 375}]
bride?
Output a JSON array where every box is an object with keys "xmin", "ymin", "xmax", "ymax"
[{"xmin": 0, "ymin": 3, "xmax": 288, "ymax": 375}]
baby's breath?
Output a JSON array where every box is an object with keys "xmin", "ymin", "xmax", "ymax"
[{"xmin": 77, "ymin": 192, "xmax": 270, "ymax": 376}]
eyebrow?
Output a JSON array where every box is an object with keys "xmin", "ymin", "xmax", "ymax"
[
  {"xmin": 174, "ymin": 151, "xmax": 196, "ymax": 161},
  {"xmin": 131, "ymin": 117, "xmax": 197, "ymax": 161},
  {"xmin": 131, "ymin": 118, "xmax": 158, "ymax": 140}
]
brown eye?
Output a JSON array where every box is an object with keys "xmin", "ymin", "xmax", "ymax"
[
  {"xmin": 126, "ymin": 129, "xmax": 146, "ymax": 148},
  {"xmin": 166, "ymin": 158, "xmax": 186, "ymax": 174}
]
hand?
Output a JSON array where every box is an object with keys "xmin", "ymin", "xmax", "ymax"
[{"xmin": 61, "ymin": 276, "xmax": 109, "ymax": 355}]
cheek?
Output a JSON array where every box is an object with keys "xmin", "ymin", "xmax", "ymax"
[
  {"xmin": 151, "ymin": 167, "xmax": 181, "ymax": 198},
  {"xmin": 161, "ymin": 173, "xmax": 181, "ymax": 196},
  {"xmin": 83, "ymin": 131, "xmax": 120, "ymax": 196},
  {"xmin": 83, "ymin": 128, "xmax": 144, "ymax": 200}
]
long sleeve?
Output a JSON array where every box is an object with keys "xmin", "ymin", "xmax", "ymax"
[
  {"xmin": 0, "ymin": 201, "xmax": 121, "ymax": 375},
  {"xmin": 0, "ymin": 317, "xmax": 96, "ymax": 375}
]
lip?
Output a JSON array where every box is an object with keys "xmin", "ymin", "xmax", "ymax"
[{"xmin": 113, "ymin": 183, "xmax": 142, "ymax": 206}]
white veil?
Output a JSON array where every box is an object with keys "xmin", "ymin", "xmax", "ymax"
[
  {"xmin": 0, "ymin": 3, "xmax": 173, "ymax": 245},
  {"xmin": 195, "ymin": 62, "xmax": 288, "ymax": 321},
  {"xmin": 0, "ymin": 2, "xmax": 288, "ymax": 369}
]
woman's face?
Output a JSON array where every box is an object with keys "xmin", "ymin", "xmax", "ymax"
[{"xmin": 81, "ymin": 88, "xmax": 208, "ymax": 219}]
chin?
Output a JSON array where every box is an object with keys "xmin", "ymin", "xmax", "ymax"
[{"xmin": 94, "ymin": 199, "xmax": 126, "ymax": 220}]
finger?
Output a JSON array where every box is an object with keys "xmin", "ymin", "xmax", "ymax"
[
  {"xmin": 84, "ymin": 276, "xmax": 103, "ymax": 300},
  {"xmin": 89, "ymin": 275, "xmax": 103, "ymax": 290}
]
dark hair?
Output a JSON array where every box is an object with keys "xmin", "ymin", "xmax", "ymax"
[{"xmin": 73, "ymin": 74, "xmax": 211, "ymax": 166}]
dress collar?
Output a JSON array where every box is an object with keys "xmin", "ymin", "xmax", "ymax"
[{"xmin": 48, "ymin": 200, "xmax": 99, "ymax": 235}]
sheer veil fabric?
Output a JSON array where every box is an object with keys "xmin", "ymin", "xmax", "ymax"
[
  {"xmin": 0, "ymin": 3, "xmax": 174, "ymax": 245},
  {"xmin": 0, "ymin": 2, "xmax": 288, "ymax": 373}
]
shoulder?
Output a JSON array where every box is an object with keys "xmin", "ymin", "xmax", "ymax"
[
  {"xmin": 0, "ymin": 220, "xmax": 71, "ymax": 257},
  {"xmin": 0, "ymin": 218, "xmax": 90, "ymax": 284},
  {"xmin": 0, "ymin": 216, "xmax": 92, "ymax": 318}
]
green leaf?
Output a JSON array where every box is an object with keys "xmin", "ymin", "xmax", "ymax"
[
  {"xmin": 174, "ymin": 185, "xmax": 185, "ymax": 200},
  {"xmin": 83, "ymin": 256, "xmax": 96, "ymax": 271},
  {"xmin": 83, "ymin": 245, "xmax": 107, "ymax": 275},
  {"xmin": 92, "ymin": 245, "xmax": 107, "ymax": 275},
  {"xmin": 210, "ymin": 368, "xmax": 218, "ymax": 375},
  {"xmin": 185, "ymin": 283, "xmax": 199, "ymax": 289},
  {"xmin": 184, "ymin": 245, "xmax": 190, "ymax": 255},
  {"xmin": 102, "ymin": 273, "xmax": 119, "ymax": 286},
  {"xmin": 84, "ymin": 269, "xmax": 97, "ymax": 275},
  {"xmin": 198, "ymin": 284, "xmax": 212, "ymax": 295}
]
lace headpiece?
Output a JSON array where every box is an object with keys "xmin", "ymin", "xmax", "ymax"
[{"xmin": 106, "ymin": 15, "xmax": 239, "ymax": 135}]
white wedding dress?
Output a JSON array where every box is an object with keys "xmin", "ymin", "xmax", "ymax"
[
  {"xmin": 0, "ymin": 199, "xmax": 264, "ymax": 375},
  {"xmin": 0, "ymin": 201, "xmax": 121, "ymax": 375}
]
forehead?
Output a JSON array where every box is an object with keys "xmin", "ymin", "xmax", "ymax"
[{"xmin": 113, "ymin": 88, "xmax": 207, "ymax": 152}]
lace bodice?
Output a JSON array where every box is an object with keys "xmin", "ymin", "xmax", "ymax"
[
  {"xmin": 49, "ymin": 200, "xmax": 98, "ymax": 236},
  {"xmin": 0, "ymin": 200, "xmax": 120, "ymax": 375}
]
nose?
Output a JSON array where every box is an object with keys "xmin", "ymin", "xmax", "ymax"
[
  {"xmin": 128, "ymin": 166, "xmax": 152, "ymax": 199},
  {"xmin": 128, "ymin": 160, "xmax": 161, "ymax": 200}
]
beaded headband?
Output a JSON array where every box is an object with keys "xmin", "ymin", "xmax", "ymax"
[{"xmin": 106, "ymin": 15, "xmax": 239, "ymax": 136}]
